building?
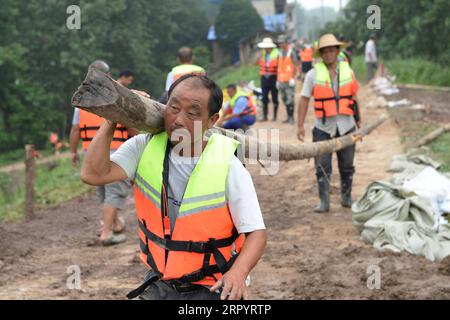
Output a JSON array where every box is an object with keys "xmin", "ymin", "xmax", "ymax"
[
  {"xmin": 251, "ymin": 0, "xmax": 275, "ymax": 16},
  {"xmin": 208, "ymin": 0, "xmax": 290, "ymax": 68}
]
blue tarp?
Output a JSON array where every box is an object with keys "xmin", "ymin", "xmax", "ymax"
[
  {"xmin": 207, "ymin": 25, "xmax": 217, "ymax": 41},
  {"xmin": 263, "ymin": 13, "xmax": 286, "ymax": 33}
]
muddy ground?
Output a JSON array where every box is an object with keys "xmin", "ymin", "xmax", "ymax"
[{"xmin": 1, "ymin": 83, "xmax": 450, "ymax": 300}]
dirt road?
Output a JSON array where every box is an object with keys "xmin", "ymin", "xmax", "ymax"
[{"xmin": 1, "ymin": 84, "xmax": 450, "ymax": 299}]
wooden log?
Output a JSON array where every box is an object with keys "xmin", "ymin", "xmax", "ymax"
[
  {"xmin": 72, "ymin": 67, "xmax": 165, "ymax": 133},
  {"xmin": 72, "ymin": 69, "xmax": 388, "ymax": 161},
  {"xmin": 25, "ymin": 144, "xmax": 36, "ymax": 219},
  {"xmin": 212, "ymin": 114, "xmax": 388, "ymax": 161},
  {"xmin": 415, "ymin": 124, "xmax": 450, "ymax": 148}
]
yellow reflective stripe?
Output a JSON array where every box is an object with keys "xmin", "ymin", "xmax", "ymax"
[
  {"xmin": 182, "ymin": 191, "xmax": 225, "ymax": 204},
  {"xmin": 135, "ymin": 179, "xmax": 161, "ymax": 209},
  {"xmin": 178, "ymin": 201, "xmax": 227, "ymax": 218},
  {"xmin": 135, "ymin": 173, "xmax": 161, "ymax": 199},
  {"xmin": 179, "ymin": 195, "xmax": 226, "ymax": 213}
]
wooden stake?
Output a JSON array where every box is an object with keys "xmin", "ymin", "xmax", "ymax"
[
  {"xmin": 415, "ymin": 124, "xmax": 450, "ymax": 148},
  {"xmin": 25, "ymin": 144, "xmax": 36, "ymax": 219}
]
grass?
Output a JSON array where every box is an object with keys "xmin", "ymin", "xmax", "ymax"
[
  {"xmin": 350, "ymin": 56, "xmax": 367, "ymax": 84},
  {"xmin": 0, "ymin": 147, "xmax": 57, "ymax": 167},
  {"xmin": 352, "ymin": 54, "xmax": 450, "ymax": 170},
  {"xmin": 394, "ymin": 117, "xmax": 450, "ymax": 172},
  {"xmin": 211, "ymin": 64, "xmax": 260, "ymax": 89},
  {"xmin": 351, "ymin": 55, "xmax": 450, "ymax": 87},
  {"xmin": 0, "ymin": 157, "xmax": 91, "ymax": 221},
  {"xmin": 428, "ymin": 133, "xmax": 450, "ymax": 172},
  {"xmin": 385, "ymin": 58, "xmax": 450, "ymax": 87}
]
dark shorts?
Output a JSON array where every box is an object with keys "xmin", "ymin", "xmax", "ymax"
[{"xmin": 302, "ymin": 62, "xmax": 313, "ymax": 73}]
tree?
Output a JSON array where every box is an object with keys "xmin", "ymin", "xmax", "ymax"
[
  {"xmin": 215, "ymin": 0, "xmax": 263, "ymax": 50},
  {"xmin": 0, "ymin": 0, "xmax": 213, "ymax": 153},
  {"xmin": 323, "ymin": 0, "xmax": 450, "ymax": 64}
]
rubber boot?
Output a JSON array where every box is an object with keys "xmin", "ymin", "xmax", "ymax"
[
  {"xmin": 282, "ymin": 104, "xmax": 291, "ymax": 123},
  {"xmin": 314, "ymin": 176, "xmax": 330, "ymax": 213},
  {"xmin": 261, "ymin": 103, "xmax": 268, "ymax": 121},
  {"xmin": 340, "ymin": 174, "xmax": 353, "ymax": 208},
  {"xmin": 288, "ymin": 115, "xmax": 295, "ymax": 124},
  {"xmin": 272, "ymin": 104, "xmax": 279, "ymax": 122},
  {"xmin": 287, "ymin": 104, "xmax": 295, "ymax": 124}
]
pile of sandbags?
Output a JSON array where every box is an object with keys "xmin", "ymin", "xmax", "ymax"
[
  {"xmin": 352, "ymin": 149, "xmax": 450, "ymax": 262},
  {"xmin": 371, "ymin": 76, "xmax": 400, "ymax": 96}
]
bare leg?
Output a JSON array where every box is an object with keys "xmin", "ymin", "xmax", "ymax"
[
  {"xmin": 113, "ymin": 214, "xmax": 124, "ymax": 232},
  {"xmin": 100, "ymin": 205, "xmax": 117, "ymax": 241}
]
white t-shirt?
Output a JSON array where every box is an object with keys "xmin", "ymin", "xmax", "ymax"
[
  {"xmin": 165, "ymin": 72, "xmax": 174, "ymax": 91},
  {"xmin": 72, "ymin": 108, "xmax": 80, "ymax": 125},
  {"xmin": 110, "ymin": 134, "xmax": 265, "ymax": 234},
  {"xmin": 365, "ymin": 39, "xmax": 377, "ymax": 63}
]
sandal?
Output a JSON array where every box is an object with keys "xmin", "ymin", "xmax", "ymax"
[
  {"xmin": 101, "ymin": 233, "xmax": 127, "ymax": 246},
  {"xmin": 97, "ymin": 217, "xmax": 126, "ymax": 236}
]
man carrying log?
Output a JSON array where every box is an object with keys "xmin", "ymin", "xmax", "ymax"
[
  {"xmin": 80, "ymin": 74, "xmax": 267, "ymax": 300},
  {"xmin": 297, "ymin": 34, "xmax": 361, "ymax": 213}
]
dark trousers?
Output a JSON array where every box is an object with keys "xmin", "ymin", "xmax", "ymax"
[
  {"xmin": 223, "ymin": 114, "xmax": 256, "ymax": 130},
  {"xmin": 312, "ymin": 127, "xmax": 356, "ymax": 180},
  {"xmin": 261, "ymin": 74, "xmax": 279, "ymax": 116},
  {"xmin": 139, "ymin": 279, "xmax": 220, "ymax": 300}
]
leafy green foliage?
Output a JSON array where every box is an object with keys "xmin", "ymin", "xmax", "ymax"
[
  {"xmin": 323, "ymin": 0, "xmax": 450, "ymax": 67},
  {"xmin": 0, "ymin": 0, "xmax": 212, "ymax": 153},
  {"xmin": 215, "ymin": 0, "xmax": 263, "ymax": 50}
]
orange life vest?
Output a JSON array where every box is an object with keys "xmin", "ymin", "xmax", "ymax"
[
  {"xmin": 131, "ymin": 132, "xmax": 245, "ymax": 296},
  {"xmin": 50, "ymin": 133, "xmax": 58, "ymax": 144},
  {"xmin": 300, "ymin": 47, "xmax": 313, "ymax": 62},
  {"xmin": 78, "ymin": 109, "xmax": 129, "ymax": 151},
  {"xmin": 259, "ymin": 49, "xmax": 279, "ymax": 75},
  {"xmin": 313, "ymin": 61, "xmax": 357, "ymax": 123},
  {"xmin": 277, "ymin": 48, "xmax": 295, "ymax": 82},
  {"xmin": 229, "ymin": 90, "xmax": 257, "ymax": 116}
]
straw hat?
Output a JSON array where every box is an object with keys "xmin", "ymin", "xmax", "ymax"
[
  {"xmin": 318, "ymin": 33, "xmax": 342, "ymax": 50},
  {"xmin": 313, "ymin": 33, "xmax": 343, "ymax": 57},
  {"xmin": 257, "ymin": 37, "xmax": 277, "ymax": 49}
]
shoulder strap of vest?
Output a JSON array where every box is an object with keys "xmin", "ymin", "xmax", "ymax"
[{"xmin": 314, "ymin": 61, "xmax": 329, "ymax": 86}]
